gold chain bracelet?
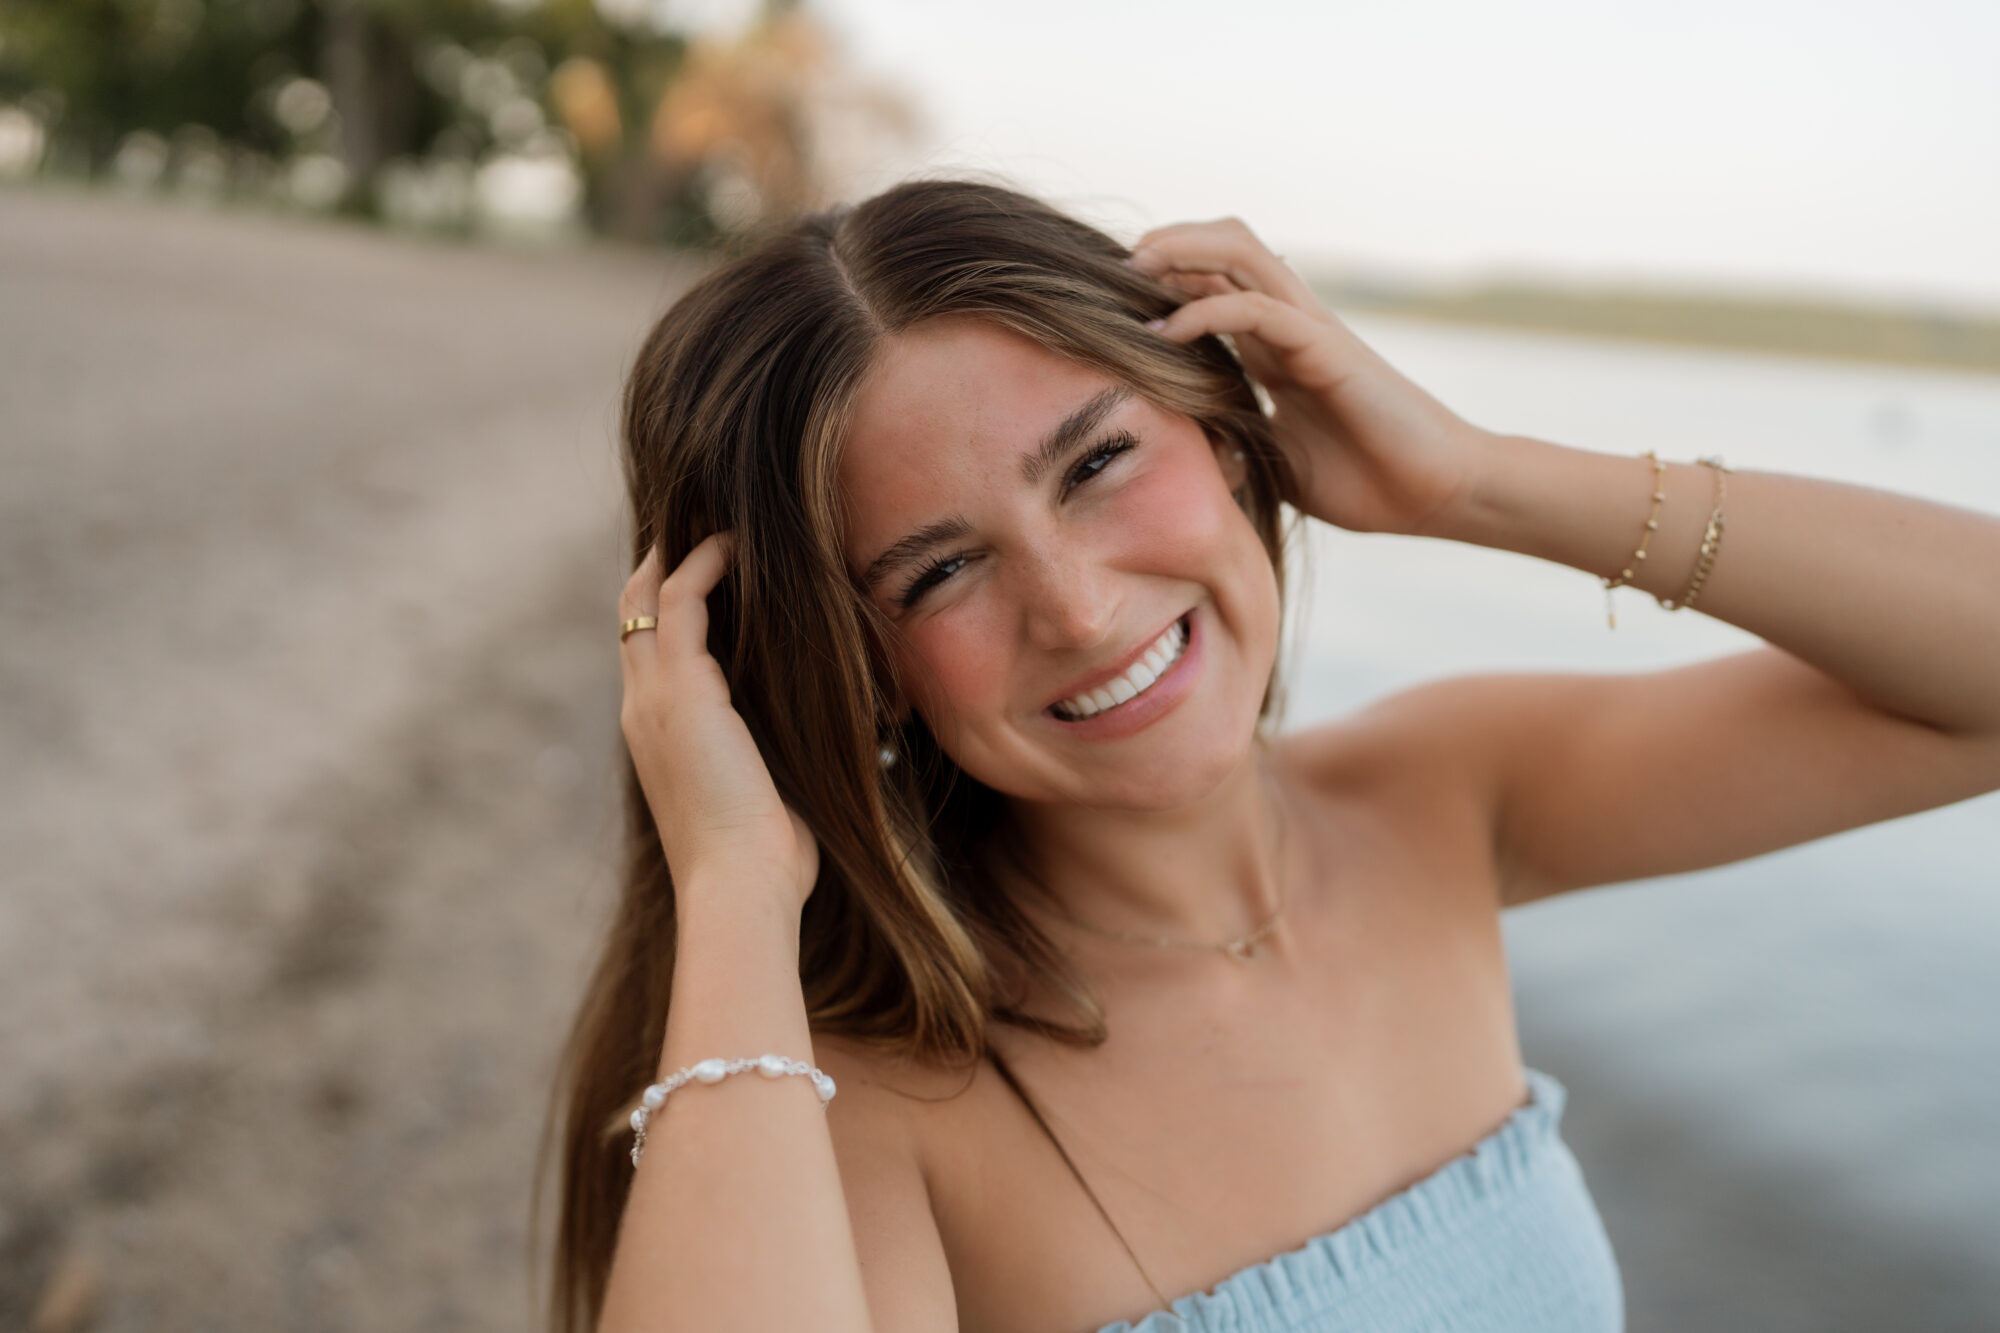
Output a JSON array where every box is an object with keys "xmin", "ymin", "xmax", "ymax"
[
  {"xmin": 1658, "ymin": 456, "xmax": 1730, "ymax": 611},
  {"xmin": 1602, "ymin": 450, "xmax": 1666, "ymax": 629}
]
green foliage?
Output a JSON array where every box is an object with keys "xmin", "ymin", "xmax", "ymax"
[
  {"xmin": 0, "ymin": 0, "xmax": 714, "ymax": 241},
  {"xmin": 2, "ymin": 0, "xmax": 316, "ymax": 163}
]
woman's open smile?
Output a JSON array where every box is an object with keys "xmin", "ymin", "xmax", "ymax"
[
  {"xmin": 837, "ymin": 315, "xmax": 1281, "ymax": 808},
  {"xmin": 1043, "ymin": 608, "xmax": 1200, "ymax": 739}
]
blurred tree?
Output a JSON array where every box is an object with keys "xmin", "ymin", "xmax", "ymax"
[
  {"xmin": 0, "ymin": 0, "xmax": 916, "ymax": 242},
  {"xmin": 0, "ymin": 0, "xmax": 317, "ymax": 169}
]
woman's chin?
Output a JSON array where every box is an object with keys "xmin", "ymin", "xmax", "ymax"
[
  {"xmin": 1102, "ymin": 735, "xmax": 1262, "ymax": 810},
  {"xmin": 1001, "ymin": 716, "xmax": 1265, "ymax": 813}
]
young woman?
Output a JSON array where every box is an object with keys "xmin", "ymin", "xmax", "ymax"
[{"xmin": 540, "ymin": 178, "xmax": 2000, "ymax": 1333}]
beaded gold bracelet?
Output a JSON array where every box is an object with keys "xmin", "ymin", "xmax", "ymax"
[
  {"xmin": 1657, "ymin": 456, "xmax": 1731, "ymax": 611},
  {"xmin": 1602, "ymin": 450, "xmax": 1666, "ymax": 629}
]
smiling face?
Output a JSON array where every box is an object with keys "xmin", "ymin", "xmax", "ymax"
[{"xmin": 838, "ymin": 316, "xmax": 1282, "ymax": 813}]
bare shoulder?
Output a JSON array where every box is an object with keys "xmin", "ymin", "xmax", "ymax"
[
  {"xmin": 1278, "ymin": 648, "xmax": 1997, "ymax": 909},
  {"xmin": 813, "ymin": 1031, "xmax": 980, "ymax": 1141},
  {"xmin": 1274, "ymin": 673, "xmax": 1515, "ymax": 803},
  {"xmin": 1269, "ymin": 674, "xmax": 1530, "ymax": 908},
  {"xmin": 811, "ymin": 1032, "xmax": 966, "ymax": 1332},
  {"xmin": 1275, "ymin": 672, "xmax": 1523, "ymax": 780}
]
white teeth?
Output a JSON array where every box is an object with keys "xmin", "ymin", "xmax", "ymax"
[{"xmin": 1053, "ymin": 617, "xmax": 1189, "ymax": 720}]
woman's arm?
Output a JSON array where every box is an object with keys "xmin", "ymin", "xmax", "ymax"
[
  {"xmin": 599, "ymin": 892, "xmax": 876, "ymax": 1331},
  {"xmin": 1436, "ymin": 435, "xmax": 2000, "ymax": 739},
  {"xmin": 599, "ymin": 889, "xmax": 956, "ymax": 1332},
  {"xmin": 606, "ymin": 537, "xmax": 955, "ymax": 1331},
  {"xmin": 1128, "ymin": 217, "xmax": 2000, "ymax": 903},
  {"xmin": 1399, "ymin": 435, "xmax": 2000, "ymax": 903}
]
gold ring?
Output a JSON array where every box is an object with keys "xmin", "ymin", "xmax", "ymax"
[{"xmin": 620, "ymin": 616, "xmax": 659, "ymax": 641}]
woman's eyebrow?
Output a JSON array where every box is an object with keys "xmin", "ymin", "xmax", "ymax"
[
  {"xmin": 862, "ymin": 514, "xmax": 973, "ymax": 592},
  {"xmin": 1021, "ymin": 386, "xmax": 1132, "ymax": 484},
  {"xmin": 860, "ymin": 386, "xmax": 1136, "ymax": 593}
]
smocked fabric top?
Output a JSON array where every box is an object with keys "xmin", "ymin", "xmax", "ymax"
[{"xmin": 1090, "ymin": 1067, "xmax": 1624, "ymax": 1333}]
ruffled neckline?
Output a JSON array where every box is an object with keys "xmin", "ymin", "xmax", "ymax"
[{"xmin": 1093, "ymin": 1066, "xmax": 1572, "ymax": 1333}]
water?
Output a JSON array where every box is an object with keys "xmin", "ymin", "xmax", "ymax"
[{"xmin": 1282, "ymin": 317, "xmax": 2000, "ymax": 1330}]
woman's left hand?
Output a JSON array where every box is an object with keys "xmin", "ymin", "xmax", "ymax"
[{"xmin": 1129, "ymin": 217, "xmax": 1490, "ymax": 537}]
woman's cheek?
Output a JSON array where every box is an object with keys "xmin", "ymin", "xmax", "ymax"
[
  {"xmin": 1110, "ymin": 448, "xmax": 1238, "ymax": 566},
  {"xmin": 1114, "ymin": 443, "xmax": 1281, "ymax": 669},
  {"xmin": 898, "ymin": 610, "xmax": 1013, "ymax": 733}
]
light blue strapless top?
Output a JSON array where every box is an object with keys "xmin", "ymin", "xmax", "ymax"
[{"xmin": 1092, "ymin": 1067, "xmax": 1624, "ymax": 1333}]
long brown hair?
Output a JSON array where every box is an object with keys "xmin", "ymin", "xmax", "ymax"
[{"xmin": 535, "ymin": 176, "xmax": 1302, "ymax": 1331}]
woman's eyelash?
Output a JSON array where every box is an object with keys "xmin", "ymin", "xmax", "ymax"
[
  {"xmin": 896, "ymin": 552, "xmax": 967, "ymax": 608},
  {"xmin": 1061, "ymin": 431, "xmax": 1136, "ymax": 496},
  {"xmin": 893, "ymin": 430, "xmax": 1138, "ymax": 609}
]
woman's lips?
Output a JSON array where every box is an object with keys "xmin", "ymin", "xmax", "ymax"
[
  {"xmin": 1043, "ymin": 609, "xmax": 1201, "ymax": 740},
  {"xmin": 1047, "ymin": 614, "xmax": 1189, "ymax": 720},
  {"xmin": 1041, "ymin": 610, "xmax": 1189, "ymax": 715}
]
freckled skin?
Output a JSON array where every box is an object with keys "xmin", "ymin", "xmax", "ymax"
[{"xmin": 838, "ymin": 316, "xmax": 1281, "ymax": 813}]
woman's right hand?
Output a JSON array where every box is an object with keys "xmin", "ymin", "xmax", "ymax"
[{"xmin": 619, "ymin": 532, "xmax": 820, "ymax": 919}]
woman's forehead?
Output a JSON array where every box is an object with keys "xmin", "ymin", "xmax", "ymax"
[{"xmin": 840, "ymin": 318, "xmax": 1115, "ymax": 484}]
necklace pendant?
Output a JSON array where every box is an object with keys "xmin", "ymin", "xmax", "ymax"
[{"xmin": 1224, "ymin": 938, "xmax": 1254, "ymax": 960}]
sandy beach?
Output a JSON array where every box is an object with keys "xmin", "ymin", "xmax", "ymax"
[{"xmin": 0, "ymin": 185, "xmax": 682, "ymax": 1328}]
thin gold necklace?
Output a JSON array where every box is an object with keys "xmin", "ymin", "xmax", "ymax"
[{"xmin": 1029, "ymin": 768, "xmax": 1293, "ymax": 961}]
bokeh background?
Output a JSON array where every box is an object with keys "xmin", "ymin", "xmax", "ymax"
[{"xmin": 3, "ymin": 1, "xmax": 1997, "ymax": 1329}]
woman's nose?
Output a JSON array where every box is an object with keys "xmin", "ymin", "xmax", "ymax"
[{"xmin": 1018, "ymin": 545, "xmax": 1120, "ymax": 650}]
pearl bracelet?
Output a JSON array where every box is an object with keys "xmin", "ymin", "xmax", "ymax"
[{"xmin": 628, "ymin": 1054, "xmax": 836, "ymax": 1168}]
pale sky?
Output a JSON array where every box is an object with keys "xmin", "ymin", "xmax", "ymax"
[{"xmin": 806, "ymin": 0, "xmax": 2000, "ymax": 311}]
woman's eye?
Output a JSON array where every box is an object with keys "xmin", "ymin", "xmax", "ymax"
[
  {"xmin": 893, "ymin": 432, "xmax": 1135, "ymax": 611},
  {"xmin": 897, "ymin": 553, "xmax": 968, "ymax": 609},
  {"xmin": 1062, "ymin": 431, "xmax": 1136, "ymax": 496}
]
